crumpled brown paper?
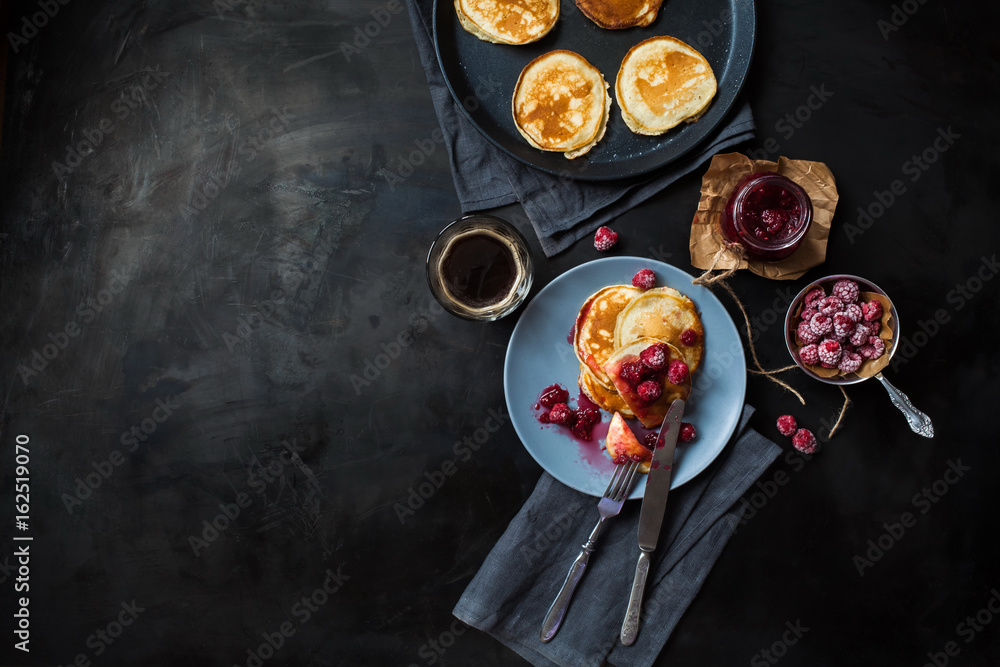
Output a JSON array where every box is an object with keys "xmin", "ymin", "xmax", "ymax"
[{"xmin": 690, "ymin": 153, "xmax": 839, "ymax": 281}]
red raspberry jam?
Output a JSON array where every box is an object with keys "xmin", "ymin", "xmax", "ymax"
[{"xmin": 721, "ymin": 172, "xmax": 813, "ymax": 261}]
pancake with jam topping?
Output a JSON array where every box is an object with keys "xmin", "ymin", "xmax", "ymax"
[
  {"xmin": 513, "ymin": 50, "xmax": 612, "ymax": 159},
  {"xmin": 575, "ymin": 0, "xmax": 664, "ymax": 29},
  {"xmin": 613, "ymin": 286, "xmax": 705, "ymax": 372},
  {"xmin": 455, "ymin": 0, "xmax": 559, "ymax": 45},
  {"xmin": 579, "ymin": 363, "xmax": 635, "ymax": 417},
  {"xmin": 574, "ymin": 284, "xmax": 642, "ymax": 388},
  {"xmin": 616, "ymin": 36, "xmax": 717, "ymax": 135}
]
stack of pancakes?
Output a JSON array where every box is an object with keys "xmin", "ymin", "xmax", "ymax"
[{"xmin": 574, "ymin": 284, "xmax": 704, "ymax": 427}]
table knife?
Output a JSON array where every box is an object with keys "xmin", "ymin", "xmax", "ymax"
[{"xmin": 620, "ymin": 398, "xmax": 685, "ymax": 646}]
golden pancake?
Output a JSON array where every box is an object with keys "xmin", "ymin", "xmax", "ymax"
[
  {"xmin": 574, "ymin": 284, "xmax": 642, "ymax": 388},
  {"xmin": 575, "ymin": 0, "xmax": 663, "ymax": 29},
  {"xmin": 603, "ymin": 338, "xmax": 691, "ymax": 429},
  {"xmin": 616, "ymin": 36, "xmax": 717, "ymax": 135},
  {"xmin": 512, "ymin": 50, "xmax": 611, "ymax": 159},
  {"xmin": 614, "ymin": 287, "xmax": 704, "ymax": 372},
  {"xmin": 455, "ymin": 0, "xmax": 559, "ymax": 45},
  {"xmin": 579, "ymin": 363, "xmax": 634, "ymax": 417}
]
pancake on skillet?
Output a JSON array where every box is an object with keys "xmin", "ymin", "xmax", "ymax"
[
  {"xmin": 616, "ymin": 35, "xmax": 717, "ymax": 135},
  {"xmin": 613, "ymin": 286, "xmax": 705, "ymax": 372},
  {"xmin": 512, "ymin": 50, "xmax": 612, "ymax": 159},
  {"xmin": 455, "ymin": 0, "xmax": 559, "ymax": 45},
  {"xmin": 575, "ymin": 0, "xmax": 664, "ymax": 29}
]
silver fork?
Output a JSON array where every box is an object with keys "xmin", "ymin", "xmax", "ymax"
[{"xmin": 540, "ymin": 460, "xmax": 641, "ymax": 642}]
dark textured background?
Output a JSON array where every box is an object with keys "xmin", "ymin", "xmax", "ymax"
[{"xmin": 1, "ymin": 0, "xmax": 998, "ymax": 665}]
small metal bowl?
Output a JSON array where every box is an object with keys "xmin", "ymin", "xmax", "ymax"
[{"xmin": 784, "ymin": 274, "xmax": 933, "ymax": 437}]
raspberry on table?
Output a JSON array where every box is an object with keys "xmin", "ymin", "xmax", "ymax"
[
  {"xmin": 844, "ymin": 303, "xmax": 863, "ymax": 323},
  {"xmin": 818, "ymin": 296, "xmax": 845, "ymax": 316},
  {"xmin": 832, "ymin": 280, "xmax": 860, "ymax": 304},
  {"xmin": 666, "ymin": 359, "xmax": 689, "ymax": 385},
  {"xmin": 632, "ymin": 268, "xmax": 656, "ymax": 291},
  {"xmin": 776, "ymin": 414, "xmax": 798, "ymax": 437},
  {"xmin": 640, "ymin": 344, "xmax": 668, "ymax": 371},
  {"xmin": 637, "ymin": 380, "xmax": 662, "ymax": 403},
  {"xmin": 809, "ymin": 313, "xmax": 833, "ymax": 336},
  {"xmin": 594, "ymin": 226, "xmax": 618, "ymax": 252},
  {"xmin": 797, "ymin": 321, "xmax": 821, "ymax": 344},
  {"xmin": 838, "ymin": 350, "xmax": 863, "ymax": 374},
  {"xmin": 817, "ymin": 339, "xmax": 842, "ymax": 366},
  {"xmin": 679, "ymin": 422, "xmax": 696, "ymax": 443},
  {"xmin": 798, "ymin": 343, "xmax": 820, "ymax": 365},
  {"xmin": 803, "ymin": 287, "xmax": 826, "ymax": 309},
  {"xmin": 680, "ymin": 329, "xmax": 699, "ymax": 346},
  {"xmin": 792, "ymin": 428, "xmax": 817, "ymax": 454},
  {"xmin": 549, "ymin": 403, "xmax": 575, "ymax": 426},
  {"xmin": 862, "ymin": 299, "xmax": 883, "ymax": 322},
  {"xmin": 621, "ymin": 360, "xmax": 646, "ymax": 387}
]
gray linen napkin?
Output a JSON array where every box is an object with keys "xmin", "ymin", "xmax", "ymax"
[
  {"xmin": 453, "ymin": 406, "xmax": 780, "ymax": 667},
  {"xmin": 404, "ymin": 0, "xmax": 757, "ymax": 257}
]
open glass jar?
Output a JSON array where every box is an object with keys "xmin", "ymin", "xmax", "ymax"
[{"xmin": 720, "ymin": 172, "xmax": 813, "ymax": 261}]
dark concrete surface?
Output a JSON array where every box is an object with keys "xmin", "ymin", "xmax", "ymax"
[{"xmin": 0, "ymin": 0, "xmax": 998, "ymax": 665}]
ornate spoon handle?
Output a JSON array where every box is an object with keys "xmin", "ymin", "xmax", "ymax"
[{"xmin": 875, "ymin": 372, "xmax": 934, "ymax": 438}]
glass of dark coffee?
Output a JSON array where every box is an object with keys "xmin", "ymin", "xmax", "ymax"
[{"xmin": 426, "ymin": 215, "xmax": 533, "ymax": 321}]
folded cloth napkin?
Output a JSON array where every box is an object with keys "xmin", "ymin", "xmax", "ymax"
[
  {"xmin": 404, "ymin": 0, "xmax": 757, "ymax": 257},
  {"xmin": 453, "ymin": 405, "xmax": 780, "ymax": 667}
]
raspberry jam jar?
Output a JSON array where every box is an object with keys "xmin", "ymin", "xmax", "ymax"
[{"xmin": 720, "ymin": 172, "xmax": 813, "ymax": 261}]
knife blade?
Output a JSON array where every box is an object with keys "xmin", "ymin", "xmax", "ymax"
[{"xmin": 620, "ymin": 398, "xmax": 685, "ymax": 646}]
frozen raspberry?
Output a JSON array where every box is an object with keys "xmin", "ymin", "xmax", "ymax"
[
  {"xmin": 797, "ymin": 321, "xmax": 821, "ymax": 344},
  {"xmin": 571, "ymin": 408, "xmax": 600, "ymax": 439},
  {"xmin": 621, "ymin": 360, "xmax": 646, "ymax": 387},
  {"xmin": 864, "ymin": 336, "xmax": 886, "ymax": 360},
  {"xmin": 637, "ymin": 380, "xmax": 662, "ymax": 403},
  {"xmin": 818, "ymin": 296, "xmax": 845, "ymax": 316},
  {"xmin": 838, "ymin": 350, "xmax": 863, "ymax": 374},
  {"xmin": 833, "ymin": 313, "xmax": 855, "ymax": 338},
  {"xmin": 549, "ymin": 403, "xmax": 574, "ymax": 426},
  {"xmin": 792, "ymin": 428, "xmax": 817, "ymax": 454},
  {"xmin": 539, "ymin": 384, "xmax": 569, "ymax": 408},
  {"xmin": 643, "ymin": 432, "xmax": 659, "ymax": 449},
  {"xmin": 849, "ymin": 323, "xmax": 870, "ymax": 346},
  {"xmin": 798, "ymin": 343, "xmax": 820, "ymax": 365},
  {"xmin": 826, "ymin": 330, "xmax": 848, "ymax": 344},
  {"xmin": 803, "ymin": 287, "xmax": 826, "ymax": 309},
  {"xmin": 632, "ymin": 268, "xmax": 656, "ymax": 291},
  {"xmin": 680, "ymin": 329, "xmax": 699, "ymax": 346},
  {"xmin": 594, "ymin": 226, "xmax": 618, "ymax": 252},
  {"xmin": 862, "ymin": 299, "xmax": 883, "ymax": 322},
  {"xmin": 799, "ymin": 307, "xmax": 818, "ymax": 323},
  {"xmin": 867, "ymin": 319, "xmax": 881, "ymax": 336},
  {"xmin": 817, "ymin": 339, "xmax": 842, "ymax": 366},
  {"xmin": 640, "ymin": 344, "xmax": 668, "ymax": 371},
  {"xmin": 809, "ymin": 313, "xmax": 833, "ymax": 336},
  {"xmin": 844, "ymin": 303, "xmax": 863, "ymax": 323},
  {"xmin": 776, "ymin": 414, "xmax": 798, "ymax": 437},
  {"xmin": 832, "ymin": 280, "xmax": 860, "ymax": 304},
  {"xmin": 679, "ymin": 422, "xmax": 696, "ymax": 443},
  {"xmin": 666, "ymin": 359, "xmax": 689, "ymax": 385}
]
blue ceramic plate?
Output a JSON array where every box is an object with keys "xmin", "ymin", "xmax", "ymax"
[{"xmin": 504, "ymin": 257, "xmax": 746, "ymax": 498}]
